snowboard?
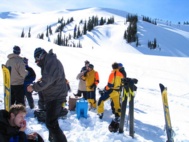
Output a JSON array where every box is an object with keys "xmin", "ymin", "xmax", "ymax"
[
  {"xmin": 2, "ymin": 64, "xmax": 11, "ymax": 111},
  {"xmin": 159, "ymin": 83, "xmax": 174, "ymax": 142}
]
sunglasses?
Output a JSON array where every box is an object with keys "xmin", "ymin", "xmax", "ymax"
[
  {"xmin": 35, "ymin": 57, "xmax": 40, "ymax": 63},
  {"xmin": 35, "ymin": 51, "xmax": 44, "ymax": 62}
]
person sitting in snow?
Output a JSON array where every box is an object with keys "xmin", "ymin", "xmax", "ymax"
[{"xmin": 0, "ymin": 104, "xmax": 44, "ymax": 142}]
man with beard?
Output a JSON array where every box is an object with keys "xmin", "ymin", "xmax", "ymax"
[{"xmin": 0, "ymin": 104, "xmax": 44, "ymax": 142}]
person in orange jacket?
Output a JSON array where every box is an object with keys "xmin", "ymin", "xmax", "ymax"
[
  {"xmin": 97, "ymin": 62, "xmax": 123, "ymax": 120},
  {"xmin": 82, "ymin": 64, "xmax": 99, "ymax": 109}
]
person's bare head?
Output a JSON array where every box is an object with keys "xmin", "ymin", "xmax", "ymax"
[{"xmin": 9, "ymin": 104, "xmax": 27, "ymax": 127}]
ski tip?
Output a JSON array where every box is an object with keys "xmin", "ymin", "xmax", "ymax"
[
  {"xmin": 159, "ymin": 83, "xmax": 167, "ymax": 92},
  {"xmin": 159, "ymin": 83, "xmax": 164, "ymax": 87},
  {"xmin": 159, "ymin": 83, "xmax": 165, "ymax": 92},
  {"xmin": 159, "ymin": 83, "xmax": 163, "ymax": 87}
]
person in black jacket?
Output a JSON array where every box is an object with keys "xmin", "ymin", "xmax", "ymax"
[
  {"xmin": 118, "ymin": 63, "xmax": 127, "ymax": 78},
  {"xmin": 23, "ymin": 57, "xmax": 36, "ymax": 109},
  {"xmin": 0, "ymin": 104, "xmax": 43, "ymax": 142},
  {"xmin": 27, "ymin": 48, "xmax": 67, "ymax": 142}
]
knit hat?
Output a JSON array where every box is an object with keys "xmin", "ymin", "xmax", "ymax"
[
  {"xmin": 34, "ymin": 47, "xmax": 47, "ymax": 62},
  {"xmin": 118, "ymin": 63, "xmax": 123, "ymax": 67},
  {"xmin": 112, "ymin": 62, "xmax": 119, "ymax": 69},
  {"xmin": 13, "ymin": 46, "xmax": 21, "ymax": 55},
  {"xmin": 88, "ymin": 64, "xmax": 94, "ymax": 69},
  {"xmin": 85, "ymin": 60, "xmax": 90, "ymax": 65}
]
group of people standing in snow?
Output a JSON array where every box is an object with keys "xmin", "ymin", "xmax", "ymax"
[
  {"xmin": 74, "ymin": 60, "xmax": 99, "ymax": 109},
  {"xmin": 74, "ymin": 60, "xmax": 127, "ymax": 121},
  {"xmin": 0, "ymin": 45, "xmax": 127, "ymax": 142}
]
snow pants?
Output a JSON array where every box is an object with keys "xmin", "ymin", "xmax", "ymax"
[
  {"xmin": 77, "ymin": 90, "xmax": 87, "ymax": 100},
  {"xmin": 11, "ymin": 85, "xmax": 25, "ymax": 106},
  {"xmin": 97, "ymin": 90, "xmax": 121, "ymax": 116},
  {"xmin": 24, "ymin": 84, "xmax": 34, "ymax": 109},
  {"xmin": 46, "ymin": 100, "xmax": 67, "ymax": 142},
  {"xmin": 87, "ymin": 91, "xmax": 96, "ymax": 108}
]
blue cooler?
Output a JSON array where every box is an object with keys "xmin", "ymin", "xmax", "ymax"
[{"xmin": 76, "ymin": 99, "xmax": 88, "ymax": 119}]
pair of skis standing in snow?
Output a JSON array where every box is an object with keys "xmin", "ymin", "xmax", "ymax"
[
  {"xmin": 101, "ymin": 77, "xmax": 138, "ymax": 137},
  {"xmin": 99, "ymin": 77, "xmax": 174, "ymax": 142}
]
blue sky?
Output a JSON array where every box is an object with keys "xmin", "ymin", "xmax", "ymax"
[{"xmin": 0, "ymin": 0, "xmax": 189, "ymax": 23}]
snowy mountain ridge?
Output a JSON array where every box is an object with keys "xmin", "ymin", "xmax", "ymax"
[{"xmin": 1, "ymin": 7, "xmax": 189, "ymax": 57}]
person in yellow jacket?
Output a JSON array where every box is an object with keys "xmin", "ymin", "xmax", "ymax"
[
  {"xmin": 82, "ymin": 64, "xmax": 99, "ymax": 109},
  {"xmin": 97, "ymin": 62, "xmax": 123, "ymax": 119}
]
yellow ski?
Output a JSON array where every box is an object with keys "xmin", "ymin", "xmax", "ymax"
[
  {"xmin": 2, "ymin": 64, "xmax": 11, "ymax": 111},
  {"xmin": 159, "ymin": 83, "xmax": 174, "ymax": 142}
]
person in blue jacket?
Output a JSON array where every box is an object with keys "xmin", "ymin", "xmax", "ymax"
[{"xmin": 23, "ymin": 57, "xmax": 36, "ymax": 109}]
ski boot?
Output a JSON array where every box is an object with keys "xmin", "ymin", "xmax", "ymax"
[
  {"xmin": 34, "ymin": 109, "xmax": 46, "ymax": 122},
  {"xmin": 98, "ymin": 113, "xmax": 103, "ymax": 119},
  {"xmin": 59, "ymin": 107, "xmax": 68, "ymax": 119},
  {"xmin": 108, "ymin": 117, "xmax": 120, "ymax": 132}
]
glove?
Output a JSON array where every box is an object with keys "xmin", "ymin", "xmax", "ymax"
[
  {"xmin": 90, "ymin": 83, "xmax": 96, "ymax": 89},
  {"xmin": 83, "ymin": 71, "xmax": 88, "ymax": 77},
  {"xmin": 104, "ymin": 86, "xmax": 108, "ymax": 91},
  {"xmin": 99, "ymin": 90, "xmax": 105, "ymax": 96}
]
